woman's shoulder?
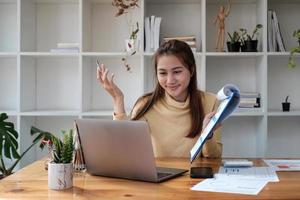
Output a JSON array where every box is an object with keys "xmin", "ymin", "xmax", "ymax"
[
  {"xmin": 197, "ymin": 90, "xmax": 219, "ymax": 113},
  {"xmin": 197, "ymin": 90, "xmax": 217, "ymax": 102}
]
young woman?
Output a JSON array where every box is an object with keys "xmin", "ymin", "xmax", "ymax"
[{"xmin": 97, "ymin": 40, "xmax": 222, "ymax": 158}]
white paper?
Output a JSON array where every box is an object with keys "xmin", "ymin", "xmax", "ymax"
[
  {"xmin": 190, "ymin": 84, "xmax": 240, "ymax": 162},
  {"xmin": 216, "ymin": 167, "xmax": 279, "ymax": 182},
  {"xmin": 191, "ymin": 177, "xmax": 268, "ymax": 195},
  {"xmin": 264, "ymin": 159, "xmax": 300, "ymax": 171}
]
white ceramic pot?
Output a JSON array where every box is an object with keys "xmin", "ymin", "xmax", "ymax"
[
  {"xmin": 125, "ymin": 39, "xmax": 139, "ymax": 55},
  {"xmin": 48, "ymin": 162, "xmax": 73, "ymax": 190}
]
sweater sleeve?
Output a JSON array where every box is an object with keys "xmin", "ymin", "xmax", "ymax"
[
  {"xmin": 201, "ymin": 95, "xmax": 223, "ymax": 158},
  {"xmin": 113, "ymin": 96, "xmax": 148, "ymax": 120}
]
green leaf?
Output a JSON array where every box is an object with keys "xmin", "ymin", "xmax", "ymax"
[{"xmin": 0, "ymin": 113, "xmax": 20, "ymax": 160}]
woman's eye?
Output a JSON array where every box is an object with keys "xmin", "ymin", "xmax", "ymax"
[
  {"xmin": 159, "ymin": 72, "xmax": 167, "ymax": 75},
  {"xmin": 174, "ymin": 71, "xmax": 182, "ymax": 74}
]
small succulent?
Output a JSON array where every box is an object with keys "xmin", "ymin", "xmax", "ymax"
[{"xmin": 31, "ymin": 127, "xmax": 74, "ymax": 164}]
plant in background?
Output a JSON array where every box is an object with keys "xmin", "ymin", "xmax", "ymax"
[
  {"xmin": 240, "ymin": 24, "xmax": 263, "ymax": 43},
  {"xmin": 112, "ymin": 0, "xmax": 140, "ymax": 72},
  {"xmin": 227, "ymin": 31, "xmax": 240, "ymax": 44},
  {"xmin": 226, "ymin": 31, "xmax": 241, "ymax": 52},
  {"xmin": 0, "ymin": 113, "xmax": 57, "ymax": 177},
  {"xmin": 288, "ymin": 29, "xmax": 300, "ymax": 68},
  {"xmin": 239, "ymin": 24, "xmax": 263, "ymax": 52},
  {"xmin": 31, "ymin": 127, "xmax": 74, "ymax": 164}
]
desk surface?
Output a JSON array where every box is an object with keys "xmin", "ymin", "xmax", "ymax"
[{"xmin": 0, "ymin": 158, "xmax": 300, "ymax": 199}]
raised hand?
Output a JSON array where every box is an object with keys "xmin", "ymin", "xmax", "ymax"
[{"xmin": 96, "ymin": 62, "xmax": 125, "ymax": 114}]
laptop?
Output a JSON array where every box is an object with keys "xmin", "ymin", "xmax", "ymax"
[{"xmin": 75, "ymin": 119, "xmax": 188, "ymax": 183}]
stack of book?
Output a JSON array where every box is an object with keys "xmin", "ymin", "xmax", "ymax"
[
  {"xmin": 50, "ymin": 43, "xmax": 79, "ymax": 53},
  {"xmin": 239, "ymin": 92, "xmax": 260, "ymax": 108},
  {"xmin": 268, "ymin": 10, "xmax": 285, "ymax": 52},
  {"xmin": 144, "ymin": 16, "xmax": 162, "ymax": 52},
  {"xmin": 163, "ymin": 36, "xmax": 196, "ymax": 52}
]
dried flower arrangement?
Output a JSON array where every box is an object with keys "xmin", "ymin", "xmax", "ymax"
[{"xmin": 112, "ymin": 0, "xmax": 140, "ymax": 72}]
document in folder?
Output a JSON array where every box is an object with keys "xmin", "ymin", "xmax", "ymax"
[{"xmin": 190, "ymin": 84, "xmax": 240, "ymax": 163}]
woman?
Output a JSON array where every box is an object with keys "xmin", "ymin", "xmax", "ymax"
[{"xmin": 97, "ymin": 40, "xmax": 222, "ymax": 158}]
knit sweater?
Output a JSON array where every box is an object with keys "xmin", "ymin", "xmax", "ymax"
[{"xmin": 113, "ymin": 91, "xmax": 222, "ymax": 158}]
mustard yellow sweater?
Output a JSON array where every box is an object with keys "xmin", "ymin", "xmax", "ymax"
[{"xmin": 113, "ymin": 91, "xmax": 222, "ymax": 158}]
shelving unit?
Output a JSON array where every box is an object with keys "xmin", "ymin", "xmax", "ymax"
[{"xmin": 1, "ymin": 0, "xmax": 300, "ymax": 170}]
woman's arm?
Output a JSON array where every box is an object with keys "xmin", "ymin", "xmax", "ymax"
[{"xmin": 97, "ymin": 63, "xmax": 125, "ymax": 115}]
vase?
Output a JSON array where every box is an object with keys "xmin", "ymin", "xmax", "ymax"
[
  {"xmin": 125, "ymin": 39, "xmax": 139, "ymax": 55},
  {"xmin": 241, "ymin": 40, "xmax": 258, "ymax": 52},
  {"xmin": 227, "ymin": 42, "xmax": 241, "ymax": 52},
  {"xmin": 48, "ymin": 162, "xmax": 73, "ymax": 190}
]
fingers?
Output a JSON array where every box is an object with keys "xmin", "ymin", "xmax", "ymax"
[{"xmin": 205, "ymin": 111, "xmax": 216, "ymax": 119}]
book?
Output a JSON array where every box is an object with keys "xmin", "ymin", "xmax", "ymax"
[
  {"xmin": 190, "ymin": 84, "xmax": 240, "ymax": 163},
  {"xmin": 154, "ymin": 17, "xmax": 162, "ymax": 51},
  {"xmin": 57, "ymin": 43, "xmax": 79, "ymax": 48},
  {"xmin": 144, "ymin": 17, "xmax": 150, "ymax": 52},
  {"xmin": 267, "ymin": 10, "xmax": 274, "ymax": 52},
  {"xmin": 272, "ymin": 11, "xmax": 286, "ymax": 52},
  {"xmin": 50, "ymin": 47, "xmax": 79, "ymax": 53}
]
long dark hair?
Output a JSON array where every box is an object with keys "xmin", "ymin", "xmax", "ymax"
[{"xmin": 132, "ymin": 40, "xmax": 204, "ymax": 138}]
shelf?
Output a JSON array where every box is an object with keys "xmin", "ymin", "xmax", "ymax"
[
  {"xmin": 206, "ymin": 0, "xmax": 264, "ymax": 52},
  {"xmin": 20, "ymin": 56, "xmax": 80, "ymax": 111},
  {"xmin": 20, "ymin": 110, "xmax": 80, "ymax": 116},
  {"xmin": 206, "ymin": 52, "xmax": 264, "ymax": 57},
  {"xmin": 0, "ymin": 57, "xmax": 17, "ymax": 111},
  {"xmin": 145, "ymin": 0, "xmax": 202, "ymax": 52},
  {"xmin": 1, "ymin": 0, "xmax": 300, "ymax": 166},
  {"xmin": 233, "ymin": 108, "xmax": 264, "ymax": 116},
  {"xmin": 0, "ymin": 0, "xmax": 17, "ymax": 52},
  {"xmin": 0, "ymin": 110, "xmax": 18, "ymax": 116},
  {"xmin": 82, "ymin": 0, "xmax": 142, "ymax": 52},
  {"xmin": 20, "ymin": 52, "xmax": 79, "ymax": 57},
  {"xmin": 268, "ymin": 110, "xmax": 300, "ymax": 116},
  {"xmin": 82, "ymin": 52, "xmax": 142, "ymax": 57},
  {"xmin": 20, "ymin": 0, "xmax": 79, "ymax": 52},
  {"xmin": 0, "ymin": 52, "xmax": 17, "ymax": 57}
]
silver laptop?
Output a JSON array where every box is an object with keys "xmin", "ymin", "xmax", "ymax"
[{"xmin": 75, "ymin": 119, "xmax": 188, "ymax": 183}]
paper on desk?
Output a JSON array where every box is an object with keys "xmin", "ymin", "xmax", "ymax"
[
  {"xmin": 216, "ymin": 167, "xmax": 279, "ymax": 182},
  {"xmin": 263, "ymin": 159, "xmax": 300, "ymax": 171},
  {"xmin": 191, "ymin": 177, "xmax": 268, "ymax": 195}
]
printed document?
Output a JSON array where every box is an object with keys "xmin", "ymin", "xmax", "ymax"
[
  {"xmin": 216, "ymin": 167, "xmax": 279, "ymax": 182},
  {"xmin": 191, "ymin": 177, "xmax": 268, "ymax": 195},
  {"xmin": 264, "ymin": 159, "xmax": 300, "ymax": 171},
  {"xmin": 190, "ymin": 84, "xmax": 240, "ymax": 162}
]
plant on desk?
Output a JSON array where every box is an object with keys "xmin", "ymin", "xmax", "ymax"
[
  {"xmin": 0, "ymin": 113, "xmax": 56, "ymax": 178},
  {"xmin": 31, "ymin": 127, "xmax": 74, "ymax": 190}
]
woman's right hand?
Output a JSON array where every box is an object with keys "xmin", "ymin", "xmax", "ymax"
[{"xmin": 96, "ymin": 63, "xmax": 124, "ymax": 102}]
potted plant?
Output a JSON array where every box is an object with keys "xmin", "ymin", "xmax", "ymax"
[
  {"xmin": 112, "ymin": 0, "xmax": 140, "ymax": 72},
  {"xmin": 240, "ymin": 24, "xmax": 263, "ymax": 52},
  {"xmin": 282, "ymin": 95, "xmax": 291, "ymax": 112},
  {"xmin": 227, "ymin": 31, "xmax": 241, "ymax": 52},
  {"xmin": 31, "ymin": 127, "xmax": 74, "ymax": 190},
  {"xmin": 0, "ymin": 113, "xmax": 57, "ymax": 179},
  {"xmin": 288, "ymin": 29, "xmax": 300, "ymax": 68}
]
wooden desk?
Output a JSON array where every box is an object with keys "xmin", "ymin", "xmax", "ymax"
[{"xmin": 1, "ymin": 158, "xmax": 300, "ymax": 199}]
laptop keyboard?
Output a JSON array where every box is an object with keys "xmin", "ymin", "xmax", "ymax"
[{"xmin": 157, "ymin": 172, "xmax": 172, "ymax": 179}]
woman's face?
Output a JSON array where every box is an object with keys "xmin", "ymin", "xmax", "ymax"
[{"xmin": 157, "ymin": 55, "xmax": 191, "ymax": 102}]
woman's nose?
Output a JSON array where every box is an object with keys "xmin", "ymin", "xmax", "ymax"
[{"xmin": 166, "ymin": 74, "xmax": 175, "ymax": 84}]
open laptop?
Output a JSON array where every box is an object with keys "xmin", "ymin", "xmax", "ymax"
[{"xmin": 75, "ymin": 119, "xmax": 188, "ymax": 183}]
